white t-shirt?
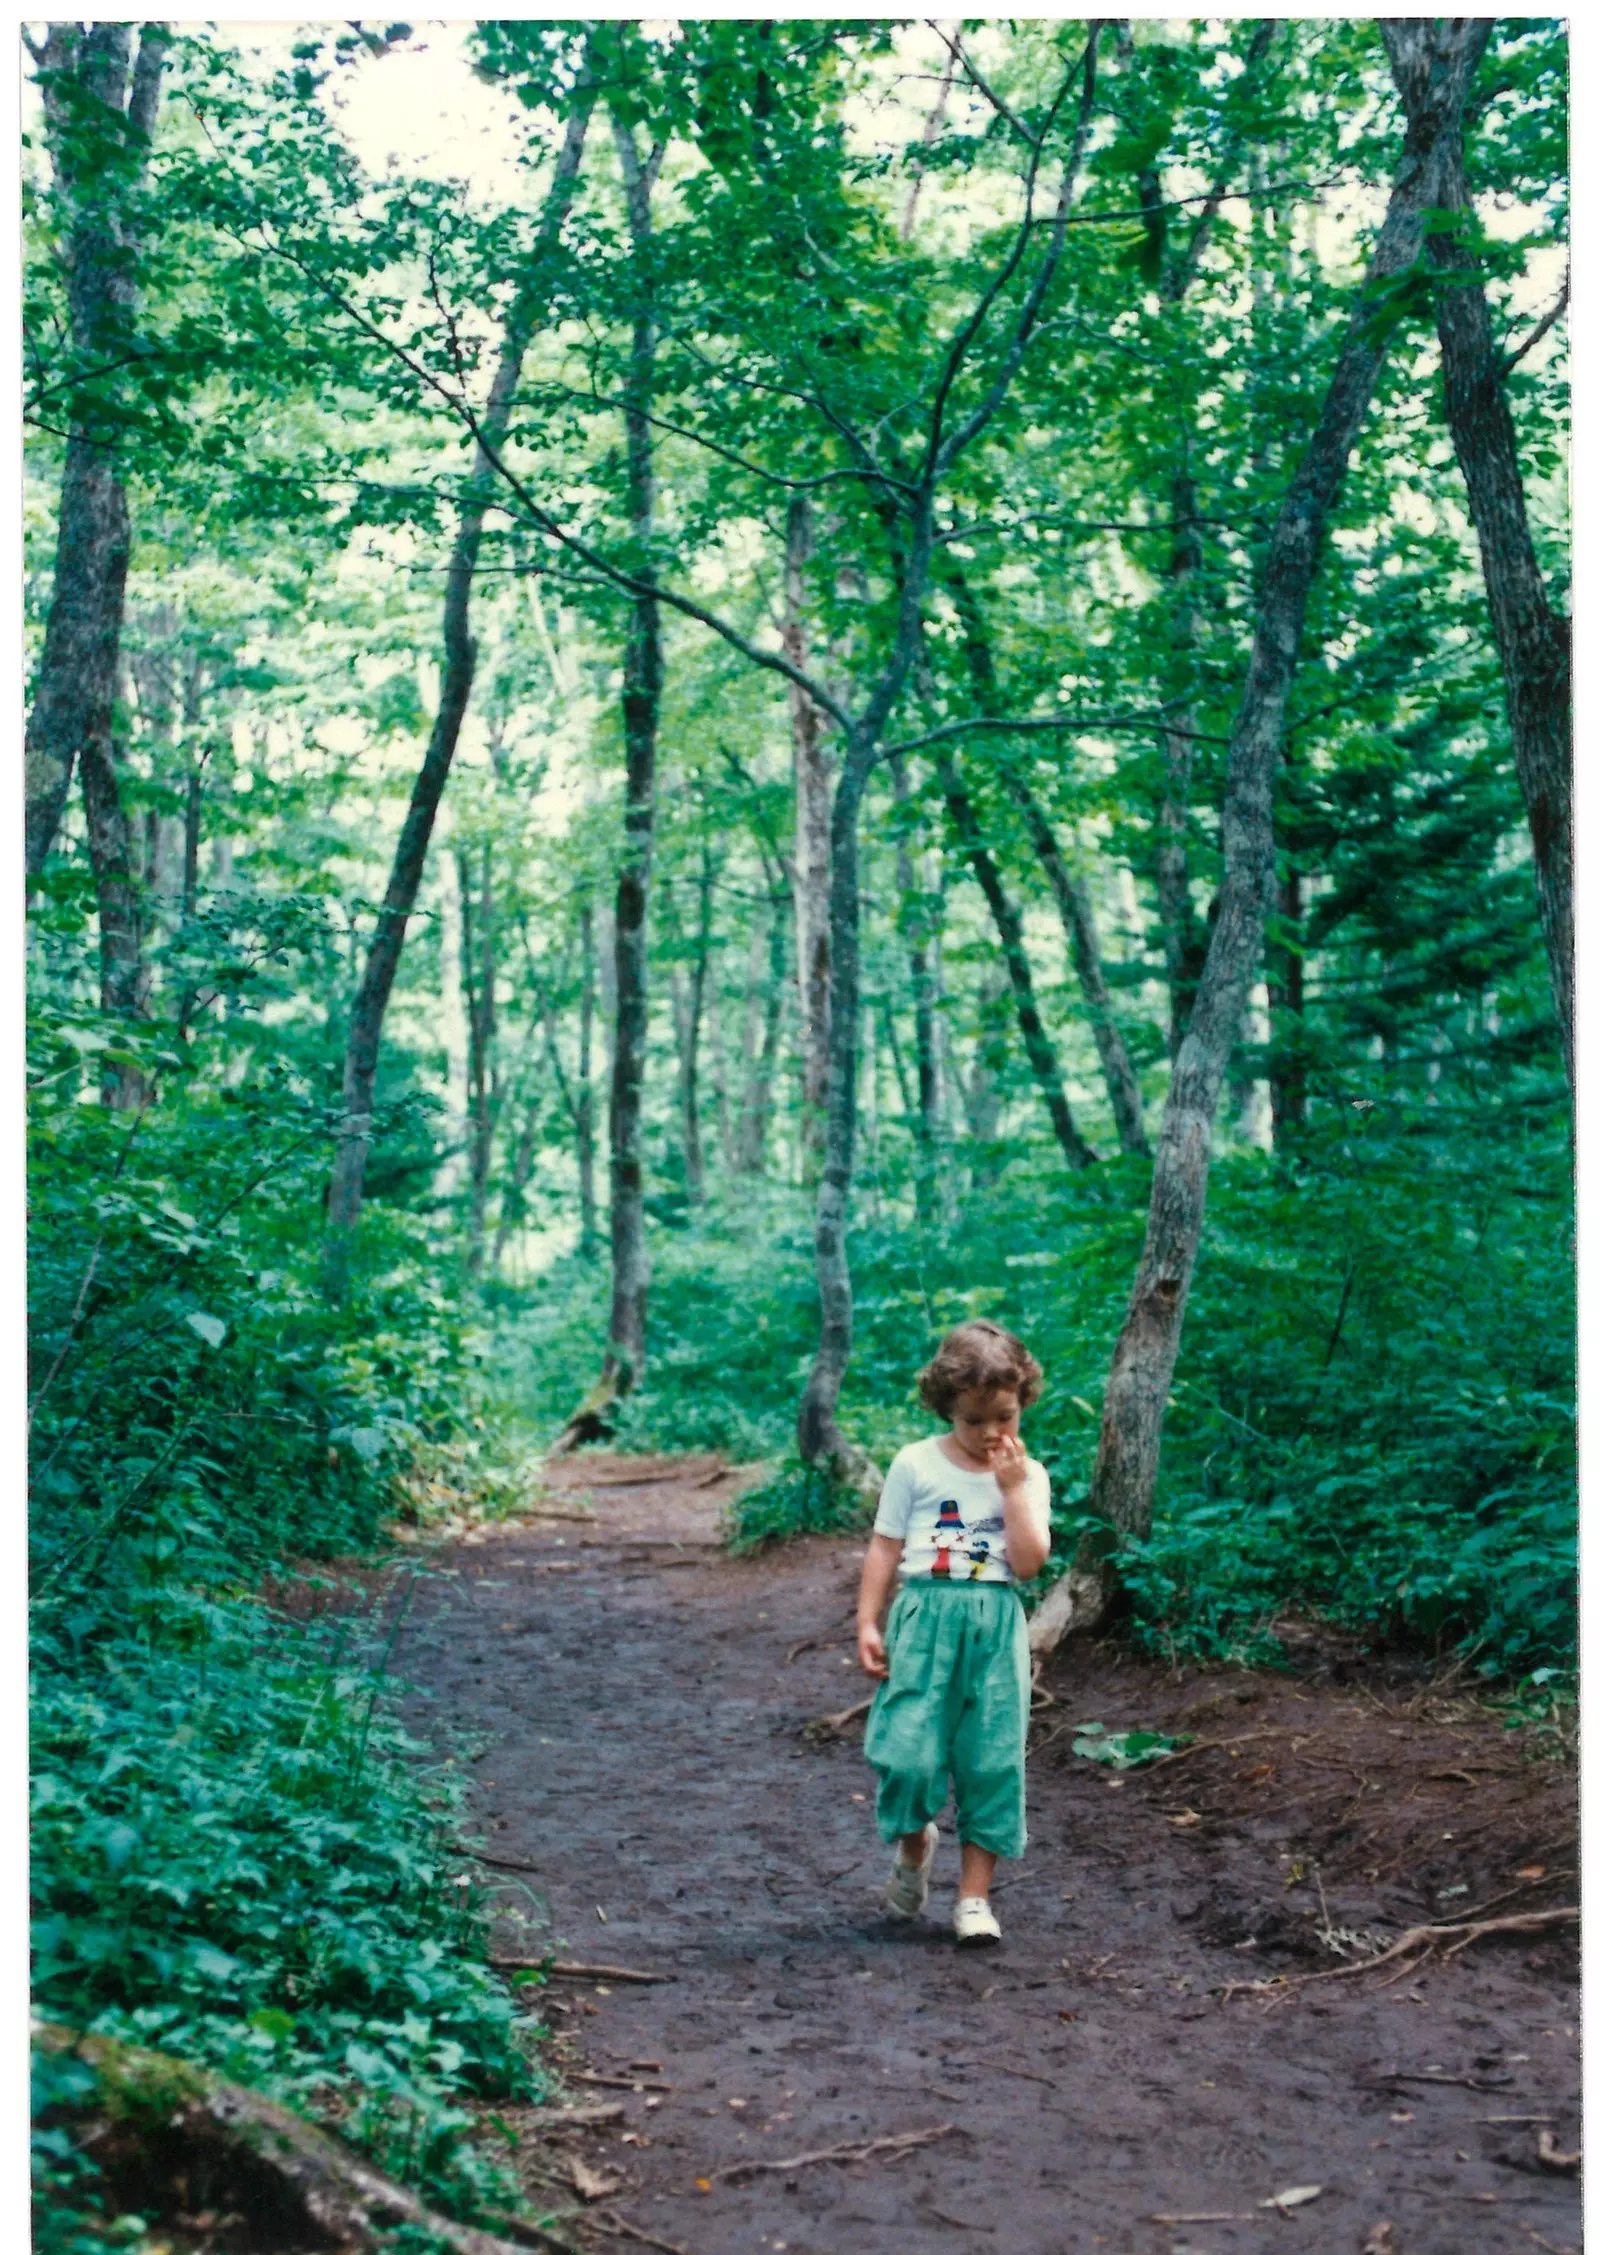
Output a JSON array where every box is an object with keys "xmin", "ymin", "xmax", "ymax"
[{"xmin": 872, "ymin": 1434, "xmax": 1051, "ymax": 1585}]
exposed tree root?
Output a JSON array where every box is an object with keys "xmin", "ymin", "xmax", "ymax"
[
  {"xmin": 1221, "ymin": 1906, "xmax": 1578, "ymax": 2004},
  {"xmin": 32, "ymin": 2018, "xmax": 557, "ymax": 2255}
]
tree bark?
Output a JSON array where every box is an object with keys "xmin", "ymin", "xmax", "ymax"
[
  {"xmin": 669, "ymin": 853, "xmax": 714, "ymax": 1203},
  {"xmin": 1265, "ymin": 863, "xmax": 1307, "ymax": 1140},
  {"xmin": 785, "ymin": 494, "xmax": 833, "ymax": 1177},
  {"xmin": 1381, "ymin": 18, "xmax": 1572, "ymax": 1094},
  {"xmin": 600, "ymin": 117, "xmax": 664, "ymax": 1399},
  {"xmin": 947, "ymin": 571, "xmax": 1149, "ymax": 1156},
  {"xmin": 934, "ymin": 744, "xmax": 1098, "ymax": 1169},
  {"xmin": 887, "ymin": 757, "xmax": 942, "ymax": 1224},
  {"xmin": 1030, "ymin": 18, "xmax": 1492, "ymax": 1657},
  {"xmin": 323, "ymin": 49, "xmax": 596, "ymax": 1287},
  {"xmin": 25, "ymin": 25, "xmax": 168, "ymax": 886},
  {"xmin": 735, "ymin": 883, "xmax": 787, "ymax": 1175},
  {"xmin": 576, "ymin": 898, "xmax": 598, "ymax": 1255},
  {"xmin": 458, "ymin": 842, "xmax": 500, "ymax": 1276}
]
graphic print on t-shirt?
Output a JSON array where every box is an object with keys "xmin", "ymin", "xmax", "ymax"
[
  {"xmin": 871, "ymin": 1435, "xmax": 1051, "ymax": 1586},
  {"xmin": 930, "ymin": 1496, "xmax": 967, "ymax": 1577}
]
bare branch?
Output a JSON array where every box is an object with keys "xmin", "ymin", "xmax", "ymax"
[
  {"xmin": 1499, "ymin": 270, "xmax": 1568, "ymax": 378},
  {"xmin": 930, "ymin": 27, "xmax": 1100, "ymax": 479}
]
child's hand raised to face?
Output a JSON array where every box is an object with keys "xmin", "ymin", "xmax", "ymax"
[{"xmin": 988, "ymin": 1431, "xmax": 1029, "ymax": 1493}]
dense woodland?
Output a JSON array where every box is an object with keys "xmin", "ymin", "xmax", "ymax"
[{"xmin": 27, "ymin": 18, "xmax": 1571, "ymax": 2248}]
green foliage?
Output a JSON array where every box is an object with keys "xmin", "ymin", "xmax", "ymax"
[
  {"xmin": 1071, "ymin": 1723, "xmax": 1192, "ymax": 1769},
  {"xmin": 31, "ymin": 1593, "xmax": 542, "ymax": 2240},
  {"xmin": 726, "ymin": 1460, "xmax": 876, "ymax": 1553}
]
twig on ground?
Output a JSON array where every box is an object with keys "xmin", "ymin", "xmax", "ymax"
[
  {"xmin": 1535, "ymin": 2129, "xmax": 1581, "ymax": 2175},
  {"xmin": 468, "ymin": 1849, "xmax": 544, "ymax": 1875},
  {"xmin": 592, "ymin": 2211, "xmax": 695, "ymax": 2255},
  {"xmin": 570, "ymin": 2070, "xmax": 670, "ymax": 2094},
  {"xmin": 714, "ymin": 2121, "xmax": 955, "ymax": 2182},
  {"xmin": 491, "ymin": 1959, "xmax": 674, "ymax": 1985},
  {"xmin": 949, "ymin": 2056, "xmax": 1055, "ymax": 2085},
  {"xmin": 803, "ymin": 1698, "xmax": 873, "ymax": 1736},
  {"xmin": 1223, "ymin": 1907, "xmax": 1577, "ymax": 2002}
]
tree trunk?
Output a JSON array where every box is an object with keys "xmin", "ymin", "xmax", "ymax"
[
  {"xmin": 948, "ymin": 573, "xmax": 1147, "ymax": 1155},
  {"xmin": 1013, "ymin": 795, "xmax": 1150, "ymax": 1159},
  {"xmin": 600, "ymin": 118, "xmax": 664, "ymax": 1400},
  {"xmin": 735, "ymin": 885, "xmax": 787, "ymax": 1175},
  {"xmin": 1265, "ymin": 864, "xmax": 1307, "ymax": 1141},
  {"xmin": 670, "ymin": 852, "xmax": 713, "ymax": 1204},
  {"xmin": 25, "ymin": 25, "xmax": 168, "ymax": 885},
  {"xmin": 576, "ymin": 899, "xmax": 598, "ymax": 1256},
  {"xmin": 784, "ymin": 494, "xmax": 832, "ymax": 1178},
  {"xmin": 323, "ymin": 51, "xmax": 596, "ymax": 1288},
  {"xmin": 459, "ymin": 842, "xmax": 499, "ymax": 1277},
  {"xmin": 1382, "ymin": 19, "xmax": 1573, "ymax": 1094},
  {"xmin": 888, "ymin": 756, "xmax": 942, "ymax": 1224},
  {"xmin": 934, "ymin": 745, "xmax": 1098, "ymax": 1169},
  {"xmin": 1151, "ymin": 475, "xmax": 1210, "ymax": 1055},
  {"xmin": 1031, "ymin": 19, "xmax": 1492, "ymax": 1658}
]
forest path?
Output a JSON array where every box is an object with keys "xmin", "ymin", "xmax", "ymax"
[{"xmin": 390, "ymin": 1455, "xmax": 1579, "ymax": 2255}]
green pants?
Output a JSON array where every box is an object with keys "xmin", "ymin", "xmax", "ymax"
[{"xmin": 864, "ymin": 1578, "xmax": 1030, "ymax": 1860}]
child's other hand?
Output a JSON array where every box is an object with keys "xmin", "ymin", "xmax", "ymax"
[
  {"xmin": 992, "ymin": 1433, "xmax": 1028, "ymax": 1493},
  {"xmin": 858, "ymin": 1620, "xmax": 888, "ymax": 1678}
]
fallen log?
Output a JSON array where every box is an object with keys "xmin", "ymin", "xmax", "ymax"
[{"xmin": 31, "ymin": 2019, "xmax": 543, "ymax": 2255}]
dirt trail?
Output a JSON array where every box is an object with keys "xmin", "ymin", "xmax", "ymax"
[{"xmin": 391, "ymin": 1455, "xmax": 1579, "ymax": 2255}]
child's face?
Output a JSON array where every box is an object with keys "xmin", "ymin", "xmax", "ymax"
[{"xmin": 949, "ymin": 1387, "xmax": 1021, "ymax": 1461}]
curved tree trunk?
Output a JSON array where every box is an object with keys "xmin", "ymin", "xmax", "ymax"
[
  {"xmin": 1032, "ymin": 17, "xmax": 1493, "ymax": 1658},
  {"xmin": 934, "ymin": 745, "xmax": 1098, "ymax": 1169},
  {"xmin": 1382, "ymin": 17, "xmax": 1572, "ymax": 1095},
  {"xmin": 796, "ymin": 31, "xmax": 1102, "ymax": 1476},
  {"xmin": 322, "ymin": 53, "xmax": 596, "ymax": 1290}
]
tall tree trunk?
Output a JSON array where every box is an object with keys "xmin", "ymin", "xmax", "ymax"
[
  {"xmin": 735, "ymin": 885, "xmax": 787, "ymax": 1175},
  {"xmin": 1011, "ymin": 794, "xmax": 1150, "ymax": 1160},
  {"xmin": 948, "ymin": 574, "xmax": 1147, "ymax": 1155},
  {"xmin": 669, "ymin": 853, "xmax": 713, "ymax": 1204},
  {"xmin": 1151, "ymin": 474, "xmax": 1209, "ymax": 1054},
  {"xmin": 784, "ymin": 495, "xmax": 832, "ymax": 1177},
  {"xmin": 1265, "ymin": 864, "xmax": 1307, "ymax": 1141},
  {"xmin": 576, "ymin": 900, "xmax": 598, "ymax": 1257},
  {"xmin": 934, "ymin": 745, "xmax": 1098, "ymax": 1169},
  {"xmin": 1382, "ymin": 19, "xmax": 1573, "ymax": 1094},
  {"xmin": 596, "ymin": 118, "xmax": 665, "ymax": 1410},
  {"xmin": 25, "ymin": 25, "xmax": 168, "ymax": 886},
  {"xmin": 887, "ymin": 757, "xmax": 942, "ymax": 1225},
  {"xmin": 1030, "ymin": 18, "xmax": 1492, "ymax": 1656},
  {"xmin": 323, "ymin": 50, "xmax": 596, "ymax": 1288},
  {"xmin": 459, "ymin": 842, "xmax": 499, "ymax": 1277}
]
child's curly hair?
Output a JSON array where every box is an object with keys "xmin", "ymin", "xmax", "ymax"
[{"xmin": 917, "ymin": 1319, "xmax": 1043, "ymax": 1418}]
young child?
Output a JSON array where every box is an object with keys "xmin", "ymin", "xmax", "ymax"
[{"xmin": 856, "ymin": 1319, "xmax": 1051, "ymax": 1945}]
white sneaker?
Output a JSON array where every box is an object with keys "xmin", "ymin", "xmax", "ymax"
[
  {"xmin": 885, "ymin": 1823, "xmax": 939, "ymax": 1918},
  {"xmin": 953, "ymin": 1895, "xmax": 1002, "ymax": 1946}
]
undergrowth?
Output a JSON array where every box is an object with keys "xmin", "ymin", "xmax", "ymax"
[{"xmin": 29, "ymin": 1004, "xmax": 549, "ymax": 2251}]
